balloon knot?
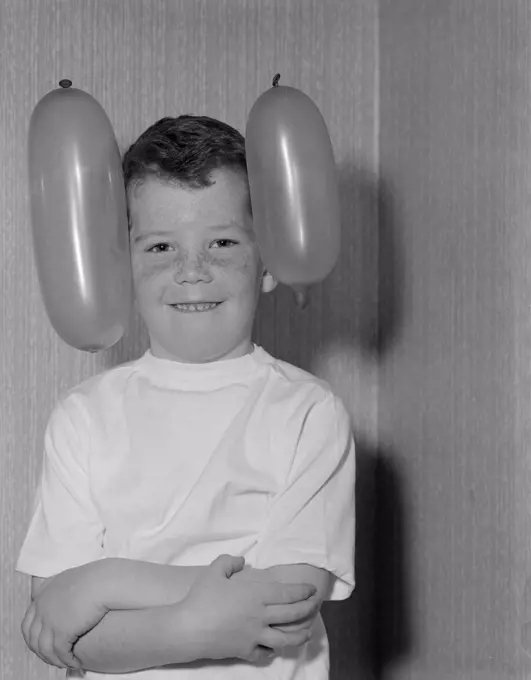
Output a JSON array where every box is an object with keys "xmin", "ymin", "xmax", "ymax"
[
  {"xmin": 59, "ymin": 79, "xmax": 72, "ymax": 88},
  {"xmin": 272, "ymin": 74, "xmax": 281, "ymax": 87}
]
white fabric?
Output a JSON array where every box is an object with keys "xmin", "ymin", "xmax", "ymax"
[{"xmin": 17, "ymin": 344, "xmax": 356, "ymax": 680}]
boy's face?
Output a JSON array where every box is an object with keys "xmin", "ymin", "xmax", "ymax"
[{"xmin": 128, "ymin": 169, "xmax": 276, "ymax": 363}]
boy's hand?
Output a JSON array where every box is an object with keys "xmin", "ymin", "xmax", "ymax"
[
  {"xmin": 21, "ymin": 565, "xmax": 108, "ymax": 670},
  {"xmin": 180, "ymin": 554, "xmax": 320, "ymax": 664},
  {"xmin": 231, "ymin": 565, "xmax": 320, "ymax": 636}
]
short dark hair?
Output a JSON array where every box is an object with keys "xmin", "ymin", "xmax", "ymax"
[{"xmin": 122, "ymin": 115, "xmax": 248, "ymax": 196}]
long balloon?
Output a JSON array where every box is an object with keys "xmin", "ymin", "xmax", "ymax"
[
  {"xmin": 245, "ymin": 74, "xmax": 341, "ymax": 309},
  {"xmin": 28, "ymin": 80, "xmax": 131, "ymax": 352}
]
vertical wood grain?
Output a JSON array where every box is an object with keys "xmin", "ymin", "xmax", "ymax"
[
  {"xmin": 0, "ymin": 1, "xmax": 377, "ymax": 678},
  {"xmin": 378, "ymin": 2, "xmax": 531, "ymax": 679}
]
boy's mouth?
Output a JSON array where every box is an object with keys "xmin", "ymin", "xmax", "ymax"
[{"xmin": 170, "ymin": 302, "xmax": 221, "ymax": 313}]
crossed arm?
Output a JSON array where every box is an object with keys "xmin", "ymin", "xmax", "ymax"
[{"xmin": 25, "ymin": 558, "xmax": 331, "ymax": 674}]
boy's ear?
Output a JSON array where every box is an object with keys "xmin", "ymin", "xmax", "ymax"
[{"xmin": 261, "ymin": 269, "xmax": 278, "ymax": 294}]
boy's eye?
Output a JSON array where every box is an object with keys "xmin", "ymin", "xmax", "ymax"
[
  {"xmin": 147, "ymin": 243, "xmax": 172, "ymax": 253},
  {"xmin": 212, "ymin": 239, "xmax": 238, "ymax": 248}
]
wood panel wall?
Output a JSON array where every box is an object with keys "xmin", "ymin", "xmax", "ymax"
[{"xmin": 378, "ymin": 2, "xmax": 531, "ymax": 679}]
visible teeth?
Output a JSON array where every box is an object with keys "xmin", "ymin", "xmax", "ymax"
[{"xmin": 173, "ymin": 302, "xmax": 219, "ymax": 312}]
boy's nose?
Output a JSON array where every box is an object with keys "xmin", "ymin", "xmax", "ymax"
[{"xmin": 172, "ymin": 256, "xmax": 212, "ymax": 284}]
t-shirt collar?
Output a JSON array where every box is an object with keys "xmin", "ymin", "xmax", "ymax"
[{"xmin": 133, "ymin": 343, "xmax": 267, "ymax": 388}]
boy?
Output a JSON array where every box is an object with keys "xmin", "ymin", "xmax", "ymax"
[{"xmin": 17, "ymin": 115, "xmax": 356, "ymax": 679}]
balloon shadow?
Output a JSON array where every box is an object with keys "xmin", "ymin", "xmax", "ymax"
[
  {"xmin": 319, "ymin": 166, "xmax": 404, "ymax": 360},
  {"xmin": 323, "ymin": 164, "xmax": 381, "ymax": 357},
  {"xmin": 375, "ymin": 176, "xmax": 404, "ymax": 357}
]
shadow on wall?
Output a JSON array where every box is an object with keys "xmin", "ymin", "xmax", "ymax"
[
  {"xmin": 101, "ymin": 163, "xmax": 413, "ymax": 680},
  {"xmin": 371, "ymin": 175, "xmax": 413, "ymax": 680},
  {"xmin": 321, "ymin": 444, "xmax": 412, "ymax": 680},
  {"xmin": 320, "ymin": 170, "xmax": 412, "ymax": 680}
]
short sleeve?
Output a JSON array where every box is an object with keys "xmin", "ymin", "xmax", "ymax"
[
  {"xmin": 16, "ymin": 395, "xmax": 105, "ymax": 578},
  {"xmin": 254, "ymin": 393, "xmax": 356, "ymax": 600}
]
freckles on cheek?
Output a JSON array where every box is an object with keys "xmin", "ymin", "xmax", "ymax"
[
  {"xmin": 214, "ymin": 248, "xmax": 256, "ymax": 275},
  {"xmin": 132, "ymin": 257, "xmax": 171, "ymax": 285}
]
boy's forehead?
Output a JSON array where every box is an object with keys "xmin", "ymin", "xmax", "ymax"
[{"xmin": 129, "ymin": 174, "xmax": 253, "ymax": 233}]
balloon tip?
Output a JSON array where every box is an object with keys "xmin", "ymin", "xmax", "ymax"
[
  {"xmin": 80, "ymin": 346, "xmax": 101, "ymax": 353},
  {"xmin": 294, "ymin": 287, "xmax": 309, "ymax": 310},
  {"xmin": 59, "ymin": 79, "xmax": 72, "ymax": 88},
  {"xmin": 272, "ymin": 73, "xmax": 281, "ymax": 87}
]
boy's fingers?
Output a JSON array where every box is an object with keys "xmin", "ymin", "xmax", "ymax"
[
  {"xmin": 248, "ymin": 645, "xmax": 275, "ymax": 664},
  {"xmin": 28, "ymin": 620, "xmax": 50, "ymax": 666},
  {"xmin": 263, "ymin": 582, "xmax": 316, "ymax": 606},
  {"xmin": 265, "ymin": 595, "xmax": 320, "ymax": 626},
  {"xmin": 261, "ymin": 626, "xmax": 312, "ymax": 652},
  {"xmin": 271, "ymin": 619, "xmax": 313, "ymax": 634},
  {"xmin": 211, "ymin": 554, "xmax": 245, "ymax": 578},
  {"xmin": 54, "ymin": 633, "xmax": 82, "ymax": 670},
  {"xmin": 28, "ymin": 617, "xmax": 43, "ymax": 657},
  {"xmin": 21, "ymin": 603, "xmax": 35, "ymax": 646},
  {"xmin": 37, "ymin": 626, "xmax": 67, "ymax": 669}
]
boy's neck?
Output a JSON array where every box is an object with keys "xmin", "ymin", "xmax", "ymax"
[{"xmin": 149, "ymin": 338, "xmax": 255, "ymax": 364}]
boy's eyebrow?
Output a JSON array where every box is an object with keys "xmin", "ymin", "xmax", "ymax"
[
  {"xmin": 133, "ymin": 224, "xmax": 246, "ymax": 244},
  {"xmin": 133, "ymin": 231, "xmax": 171, "ymax": 243},
  {"xmin": 133, "ymin": 231, "xmax": 173, "ymax": 245}
]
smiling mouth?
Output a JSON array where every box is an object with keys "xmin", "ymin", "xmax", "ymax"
[{"xmin": 170, "ymin": 302, "xmax": 222, "ymax": 313}]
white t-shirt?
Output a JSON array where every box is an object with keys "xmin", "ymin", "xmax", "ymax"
[{"xmin": 17, "ymin": 344, "xmax": 356, "ymax": 680}]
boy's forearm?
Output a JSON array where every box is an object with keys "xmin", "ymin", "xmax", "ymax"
[
  {"xmin": 73, "ymin": 604, "xmax": 204, "ymax": 673},
  {"xmin": 91, "ymin": 558, "xmax": 208, "ymax": 609},
  {"xmin": 73, "ymin": 562, "xmax": 325, "ymax": 672}
]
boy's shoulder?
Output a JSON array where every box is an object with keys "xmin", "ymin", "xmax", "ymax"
[
  {"xmin": 266, "ymin": 352, "xmax": 328, "ymax": 386},
  {"xmin": 57, "ymin": 354, "xmax": 145, "ymax": 411},
  {"xmin": 260, "ymin": 349, "xmax": 352, "ymax": 438},
  {"xmin": 259, "ymin": 347, "xmax": 336, "ymax": 402}
]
